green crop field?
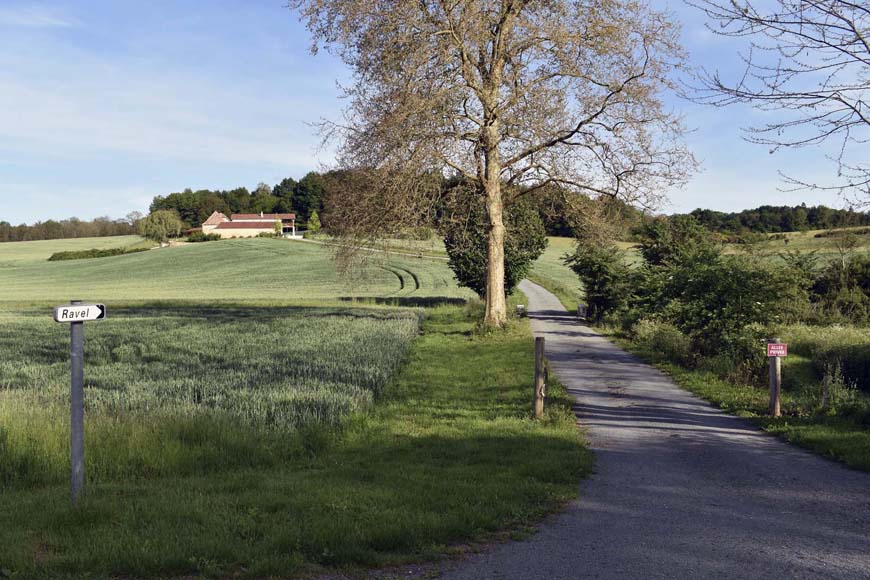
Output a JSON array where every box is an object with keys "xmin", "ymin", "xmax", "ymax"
[
  {"xmin": 0, "ymin": 237, "xmax": 473, "ymax": 303},
  {"xmin": 0, "ymin": 304, "xmax": 420, "ymax": 486},
  {"xmin": 0, "ymin": 235, "xmax": 146, "ymax": 264},
  {"xmin": 0, "ymin": 236, "xmax": 472, "ymax": 487},
  {"xmin": 0, "ymin": 235, "xmax": 588, "ymax": 579}
]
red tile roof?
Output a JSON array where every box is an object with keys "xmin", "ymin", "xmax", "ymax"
[
  {"xmin": 231, "ymin": 213, "xmax": 295, "ymax": 220},
  {"xmin": 203, "ymin": 211, "xmax": 229, "ymax": 226},
  {"xmin": 215, "ymin": 221, "xmax": 278, "ymax": 230}
]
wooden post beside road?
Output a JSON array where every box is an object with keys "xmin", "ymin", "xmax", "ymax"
[
  {"xmin": 534, "ymin": 337, "xmax": 546, "ymax": 419},
  {"xmin": 768, "ymin": 338, "xmax": 783, "ymax": 417}
]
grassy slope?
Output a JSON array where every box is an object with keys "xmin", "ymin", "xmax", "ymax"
[
  {"xmin": 303, "ymin": 233, "xmax": 450, "ymax": 259},
  {"xmin": 0, "ymin": 236, "xmax": 146, "ymax": 263},
  {"xmin": 528, "ymin": 237, "xmax": 584, "ymax": 310},
  {"xmin": 0, "ymin": 237, "xmax": 473, "ymax": 303},
  {"xmin": 0, "ymin": 306, "xmax": 591, "ymax": 579},
  {"xmin": 720, "ymin": 227, "xmax": 870, "ymax": 264}
]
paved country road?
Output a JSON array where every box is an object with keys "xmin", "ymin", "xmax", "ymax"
[{"xmin": 438, "ymin": 280, "xmax": 870, "ymax": 580}]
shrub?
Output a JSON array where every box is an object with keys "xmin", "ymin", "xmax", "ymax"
[
  {"xmin": 719, "ymin": 324, "xmax": 769, "ymax": 384},
  {"xmin": 48, "ymin": 247, "xmax": 149, "ymax": 261},
  {"xmin": 565, "ymin": 242, "xmax": 633, "ymax": 323},
  {"xmin": 663, "ymin": 255, "xmax": 809, "ymax": 352},
  {"xmin": 257, "ymin": 232, "xmax": 278, "ymax": 238},
  {"xmin": 635, "ymin": 215, "xmax": 719, "ymax": 266},
  {"xmin": 695, "ymin": 353, "xmax": 746, "ymax": 382},
  {"xmin": 187, "ymin": 232, "xmax": 221, "ymax": 243},
  {"xmin": 820, "ymin": 360, "xmax": 852, "ymax": 413},
  {"xmin": 632, "ymin": 319, "xmax": 692, "ymax": 366},
  {"xmin": 786, "ymin": 325, "xmax": 870, "ymax": 394},
  {"xmin": 306, "ymin": 210, "xmax": 322, "ymax": 233}
]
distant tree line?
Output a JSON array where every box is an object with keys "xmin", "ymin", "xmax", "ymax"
[
  {"xmin": 149, "ymin": 172, "xmax": 329, "ymax": 229},
  {"xmin": 148, "ymin": 169, "xmax": 647, "ymax": 239},
  {"xmin": 0, "ymin": 214, "xmax": 141, "ymax": 243},
  {"xmin": 685, "ymin": 204, "xmax": 870, "ymax": 235}
]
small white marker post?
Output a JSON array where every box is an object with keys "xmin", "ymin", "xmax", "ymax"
[{"xmin": 53, "ymin": 300, "xmax": 106, "ymax": 506}]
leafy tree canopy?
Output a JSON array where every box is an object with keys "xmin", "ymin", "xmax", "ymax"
[
  {"xmin": 442, "ymin": 184, "xmax": 547, "ymax": 298},
  {"xmin": 139, "ymin": 210, "xmax": 184, "ymax": 243}
]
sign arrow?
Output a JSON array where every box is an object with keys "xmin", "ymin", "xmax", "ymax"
[{"xmin": 53, "ymin": 303, "xmax": 107, "ymax": 323}]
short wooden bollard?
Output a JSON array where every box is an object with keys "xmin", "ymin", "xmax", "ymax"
[
  {"xmin": 534, "ymin": 337, "xmax": 546, "ymax": 419},
  {"xmin": 768, "ymin": 337, "xmax": 783, "ymax": 417}
]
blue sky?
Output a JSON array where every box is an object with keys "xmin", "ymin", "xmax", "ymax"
[{"xmin": 0, "ymin": 1, "xmax": 850, "ymax": 224}]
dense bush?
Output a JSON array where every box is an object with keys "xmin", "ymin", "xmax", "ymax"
[
  {"xmin": 787, "ymin": 326, "xmax": 870, "ymax": 394},
  {"xmin": 442, "ymin": 186, "xmax": 547, "ymax": 297},
  {"xmin": 636, "ymin": 215, "xmax": 719, "ymax": 266},
  {"xmin": 632, "ymin": 319, "xmax": 692, "ymax": 366},
  {"xmin": 187, "ymin": 232, "xmax": 221, "ymax": 242},
  {"xmin": 570, "ymin": 215, "xmax": 814, "ymax": 385},
  {"xmin": 809, "ymin": 254, "xmax": 870, "ymax": 323},
  {"xmin": 663, "ymin": 255, "xmax": 809, "ymax": 353},
  {"xmin": 565, "ymin": 243, "xmax": 633, "ymax": 323},
  {"xmin": 48, "ymin": 247, "xmax": 149, "ymax": 261}
]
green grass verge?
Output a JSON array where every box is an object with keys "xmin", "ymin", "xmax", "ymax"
[
  {"xmin": 525, "ymin": 273, "xmax": 582, "ymax": 314},
  {"xmin": 0, "ymin": 305, "xmax": 591, "ymax": 579},
  {"xmin": 609, "ymin": 335, "xmax": 870, "ymax": 472}
]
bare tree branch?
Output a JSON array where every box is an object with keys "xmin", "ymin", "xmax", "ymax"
[{"xmin": 687, "ymin": 0, "xmax": 870, "ymax": 202}]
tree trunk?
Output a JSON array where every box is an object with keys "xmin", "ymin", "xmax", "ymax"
[
  {"xmin": 482, "ymin": 123, "xmax": 507, "ymax": 327},
  {"xmin": 484, "ymin": 188, "xmax": 507, "ymax": 327}
]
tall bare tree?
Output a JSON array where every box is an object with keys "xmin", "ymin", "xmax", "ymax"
[
  {"xmin": 689, "ymin": 0, "xmax": 870, "ymax": 200},
  {"xmin": 291, "ymin": 0, "xmax": 694, "ymax": 326}
]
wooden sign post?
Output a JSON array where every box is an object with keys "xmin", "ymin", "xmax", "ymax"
[
  {"xmin": 767, "ymin": 339, "xmax": 787, "ymax": 417},
  {"xmin": 534, "ymin": 337, "xmax": 546, "ymax": 419},
  {"xmin": 53, "ymin": 300, "xmax": 106, "ymax": 506}
]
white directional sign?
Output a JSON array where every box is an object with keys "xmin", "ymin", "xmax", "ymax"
[{"xmin": 53, "ymin": 304, "xmax": 106, "ymax": 323}]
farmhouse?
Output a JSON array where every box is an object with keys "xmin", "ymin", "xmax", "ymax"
[{"xmin": 201, "ymin": 211, "xmax": 297, "ymax": 239}]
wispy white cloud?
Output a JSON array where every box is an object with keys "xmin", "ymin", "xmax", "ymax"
[{"xmin": 0, "ymin": 5, "xmax": 76, "ymax": 28}]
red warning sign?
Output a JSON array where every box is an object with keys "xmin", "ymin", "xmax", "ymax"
[{"xmin": 767, "ymin": 343, "xmax": 788, "ymax": 357}]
